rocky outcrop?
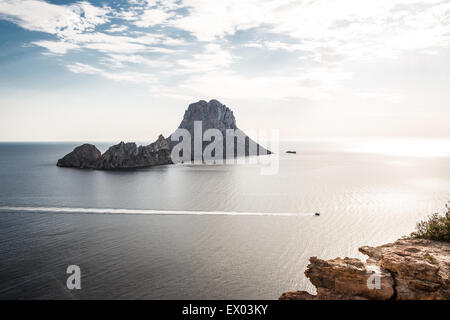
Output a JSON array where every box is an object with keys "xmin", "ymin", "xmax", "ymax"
[
  {"xmin": 57, "ymin": 135, "xmax": 172, "ymax": 170},
  {"xmin": 97, "ymin": 135, "xmax": 172, "ymax": 169},
  {"xmin": 280, "ymin": 238, "xmax": 450, "ymax": 300},
  {"xmin": 168, "ymin": 99, "xmax": 271, "ymax": 159},
  {"xmin": 360, "ymin": 238, "xmax": 450, "ymax": 299},
  {"xmin": 57, "ymin": 144, "xmax": 101, "ymax": 169},
  {"xmin": 177, "ymin": 99, "xmax": 238, "ymax": 133}
]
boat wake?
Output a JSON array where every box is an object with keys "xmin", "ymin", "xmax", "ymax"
[{"xmin": 0, "ymin": 206, "xmax": 315, "ymax": 217}]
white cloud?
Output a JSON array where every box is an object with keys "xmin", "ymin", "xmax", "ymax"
[
  {"xmin": 2, "ymin": 0, "xmax": 450, "ymax": 103},
  {"xmin": 62, "ymin": 32, "xmax": 163, "ymax": 54},
  {"xmin": 170, "ymin": 0, "xmax": 265, "ymax": 41},
  {"xmin": 105, "ymin": 25, "xmax": 129, "ymax": 33},
  {"xmin": 6, "ymin": 0, "xmax": 449, "ymax": 65},
  {"xmin": 175, "ymin": 43, "xmax": 234, "ymax": 74},
  {"xmin": 66, "ymin": 56, "xmax": 350, "ymax": 101},
  {"xmin": 244, "ymin": 40, "xmax": 304, "ymax": 52},
  {"xmin": 67, "ymin": 62, "xmax": 103, "ymax": 74},
  {"xmin": 103, "ymin": 53, "xmax": 173, "ymax": 69},
  {"xmin": 170, "ymin": 0, "xmax": 450, "ymax": 62},
  {"xmin": 83, "ymin": 41, "xmax": 147, "ymax": 53},
  {"xmin": 32, "ymin": 40, "xmax": 79, "ymax": 54},
  {"xmin": 134, "ymin": 8, "xmax": 175, "ymax": 27},
  {"xmin": 67, "ymin": 62, "xmax": 157, "ymax": 85},
  {"xmin": 0, "ymin": 0, "xmax": 110, "ymax": 38},
  {"xmin": 243, "ymin": 43, "xmax": 263, "ymax": 49},
  {"xmin": 160, "ymin": 37, "xmax": 188, "ymax": 46},
  {"xmin": 177, "ymin": 66, "xmax": 353, "ymax": 100}
]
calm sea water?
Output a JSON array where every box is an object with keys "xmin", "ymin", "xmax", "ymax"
[{"xmin": 0, "ymin": 141, "xmax": 449, "ymax": 299}]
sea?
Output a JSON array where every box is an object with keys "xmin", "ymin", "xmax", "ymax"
[{"xmin": 0, "ymin": 140, "xmax": 449, "ymax": 299}]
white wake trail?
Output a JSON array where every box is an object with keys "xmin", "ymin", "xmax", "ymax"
[{"xmin": 0, "ymin": 206, "xmax": 315, "ymax": 216}]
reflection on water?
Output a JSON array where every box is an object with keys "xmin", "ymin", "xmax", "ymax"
[
  {"xmin": 0, "ymin": 141, "xmax": 449, "ymax": 299},
  {"xmin": 348, "ymin": 139, "xmax": 450, "ymax": 157}
]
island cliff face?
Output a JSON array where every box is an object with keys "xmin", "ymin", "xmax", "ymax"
[
  {"xmin": 96, "ymin": 135, "xmax": 171, "ymax": 169},
  {"xmin": 168, "ymin": 99, "xmax": 271, "ymax": 158},
  {"xmin": 57, "ymin": 144, "xmax": 102, "ymax": 169},
  {"xmin": 279, "ymin": 238, "xmax": 449, "ymax": 300},
  {"xmin": 57, "ymin": 99, "xmax": 270, "ymax": 169}
]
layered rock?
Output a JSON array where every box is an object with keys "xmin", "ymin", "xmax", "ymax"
[
  {"xmin": 168, "ymin": 99, "xmax": 271, "ymax": 159},
  {"xmin": 57, "ymin": 144, "xmax": 101, "ymax": 169},
  {"xmin": 360, "ymin": 238, "xmax": 450, "ymax": 300},
  {"xmin": 280, "ymin": 238, "xmax": 450, "ymax": 300},
  {"xmin": 97, "ymin": 135, "xmax": 171, "ymax": 169},
  {"xmin": 57, "ymin": 135, "xmax": 172, "ymax": 170}
]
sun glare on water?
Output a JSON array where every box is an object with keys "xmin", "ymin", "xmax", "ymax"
[{"xmin": 351, "ymin": 140, "xmax": 450, "ymax": 157}]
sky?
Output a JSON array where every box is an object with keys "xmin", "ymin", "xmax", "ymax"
[{"xmin": 0, "ymin": 0, "xmax": 449, "ymax": 142}]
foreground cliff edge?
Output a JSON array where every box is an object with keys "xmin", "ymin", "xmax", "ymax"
[
  {"xmin": 57, "ymin": 99, "xmax": 271, "ymax": 169},
  {"xmin": 279, "ymin": 238, "xmax": 450, "ymax": 300}
]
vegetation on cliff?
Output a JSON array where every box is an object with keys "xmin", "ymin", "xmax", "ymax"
[{"xmin": 411, "ymin": 203, "xmax": 450, "ymax": 243}]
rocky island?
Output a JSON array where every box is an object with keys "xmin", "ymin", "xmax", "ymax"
[
  {"xmin": 57, "ymin": 134, "xmax": 171, "ymax": 169},
  {"xmin": 57, "ymin": 99, "xmax": 271, "ymax": 169},
  {"xmin": 167, "ymin": 99, "xmax": 271, "ymax": 159}
]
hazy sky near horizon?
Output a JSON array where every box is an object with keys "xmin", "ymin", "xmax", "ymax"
[{"xmin": 0, "ymin": 0, "xmax": 449, "ymax": 142}]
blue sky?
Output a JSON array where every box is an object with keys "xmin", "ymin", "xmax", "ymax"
[{"xmin": 0, "ymin": 0, "xmax": 450, "ymax": 141}]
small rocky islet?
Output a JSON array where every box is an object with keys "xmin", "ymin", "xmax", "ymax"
[{"xmin": 57, "ymin": 99, "xmax": 271, "ymax": 170}]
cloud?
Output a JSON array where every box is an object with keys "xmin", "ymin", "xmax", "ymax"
[
  {"xmin": 67, "ymin": 62, "xmax": 157, "ymax": 84},
  {"xmin": 174, "ymin": 43, "xmax": 234, "ymax": 74},
  {"xmin": 67, "ymin": 62, "xmax": 103, "ymax": 74},
  {"xmin": 0, "ymin": 0, "xmax": 110, "ymax": 38},
  {"xmin": 243, "ymin": 40, "xmax": 305, "ymax": 52},
  {"xmin": 83, "ymin": 41, "xmax": 147, "ymax": 54},
  {"xmin": 134, "ymin": 8, "xmax": 175, "ymax": 27},
  {"xmin": 176, "ymin": 66, "xmax": 353, "ymax": 100},
  {"xmin": 170, "ymin": 0, "xmax": 450, "ymax": 61},
  {"xmin": 105, "ymin": 25, "xmax": 129, "ymax": 33},
  {"xmin": 170, "ymin": 0, "xmax": 265, "ymax": 41},
  {"xmin": 4, "ymin": 0, "xmax": 449, "ymax": 63},
  {"xmin": 2, "ymin": 0, "xmax": 450, "ymax": 103},
  {"xmin": 32, "ymin": 40, "xmax": 79, "ymax": 54},
  {"xmin": 58, "ymin": 32, "xmax": 165, "ymax": 54},
  {"xmin": 103, "ymin": 53, "xmax": 173, "ymax": 69},
  {"xmin": 65, "ymin": 57, "xmax": 351, "ymax": 101}
]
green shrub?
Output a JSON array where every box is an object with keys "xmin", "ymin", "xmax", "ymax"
[{"xmin": 411, "ymin": 203, "xmax": 450, "ymax": 242}]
